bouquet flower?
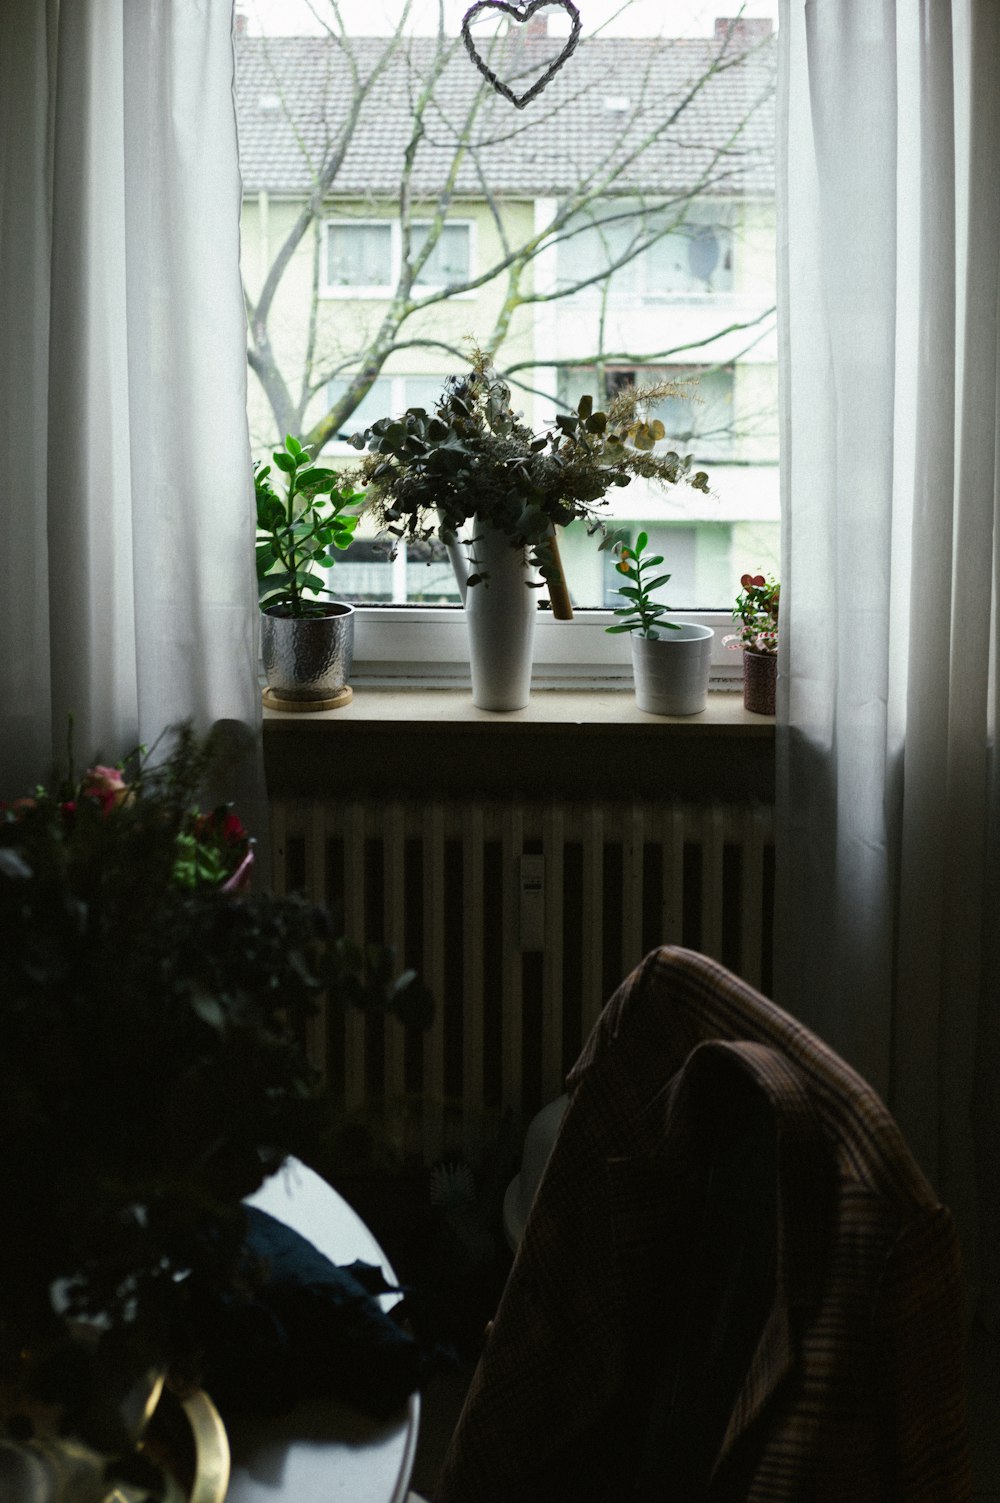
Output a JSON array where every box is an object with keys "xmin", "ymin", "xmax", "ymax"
[{"xmin": 347, "ymin": 351, "xmax": 710, "ymax": 597}]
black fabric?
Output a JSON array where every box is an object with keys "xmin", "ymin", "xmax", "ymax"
[
  {"xmin": 197, "ymin": 1205, "xmax": 424, "ymax": 1420},
  {"xmin": 631, "ymin": 1057, "xmax": 780, "ymax": 1499}
]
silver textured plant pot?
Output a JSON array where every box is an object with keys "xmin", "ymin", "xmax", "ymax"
[
  {"xmin": 261, "ymin": 603, "xmax": 355, "ymax": 702},
  {"xmin": 631, "ymin": 625, "xmax": 714, "ymax": 715}
]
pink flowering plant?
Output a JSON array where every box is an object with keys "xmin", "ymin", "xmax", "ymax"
[
  {"xmin": 724, "ymin": 572, "xmax": 779, "ymax": 656},
  {"xmin": 0, "ymin": 732, "xmax": 253, "ymax": 894}
]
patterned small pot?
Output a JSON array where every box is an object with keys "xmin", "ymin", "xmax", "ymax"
[{"xmin": 743, "ymin": 649, "xmax": 776, "ymax": 715}]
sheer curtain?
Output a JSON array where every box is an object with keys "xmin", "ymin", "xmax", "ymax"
[
  {"xmin": 0, "ymin": 0, "xmax": 258, "ymax": 791},
  {"xmin": 775, "ymin": 0, "xmax": 999, "ymax": 1323}
]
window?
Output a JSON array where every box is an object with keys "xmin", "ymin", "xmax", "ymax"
[
  {"xmin": 236, "ymin": 10, "xmax": 778, "ymax": 677},
  {"xmin": 411, "ymin": 223, "xmax": 471, "ymax": 286},
  {"xmin": 556, "ymin": 198, "xmax": 736, "ymax": 301},
  {"xmin": 327, "ymin": 535, "xmax": 457, "ymax": 605},
  {"xmin": 322, "ymin": 219, "xmax": 473, "ymax": 296},
  {"xmin": 326, "ymin": 221, "xmax": 393, "ymax": 291},
  {"xmin": 325, "ymin": 375, "xmax": 392, "ymax": 437}
]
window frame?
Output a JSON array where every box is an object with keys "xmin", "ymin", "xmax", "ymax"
[
  {"xmin": 347, "ymin": 605, "xmax": 744, "ymax": 689},
  {"xmin": 320, "ymin": 216, "xmax": 476, "ymax": 299}
]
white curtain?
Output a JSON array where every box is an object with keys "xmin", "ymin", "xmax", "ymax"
[
  {"xmin": 0, "ymin": 0, "xmax": 259, "ymax": 790},
  {"xmin": 775, "ymin": 0, "xmax": 1000, "ymax": 1324}
]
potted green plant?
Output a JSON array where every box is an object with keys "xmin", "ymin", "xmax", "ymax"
[
  {"xmin": 347, "ymin": 352, "xmax": 710, "ymax": 711},
  {"xmin": 607, "ymin": 532, "xmax": 714, "ymax": 715},
  {"xmin": 0, "ymin": 726, "xmax": 432, "ymax": 1499},
  {"xmin": 255, "ymin": 435, "xmax": 365, "ymax": 709},
  {"xmin": 724, "ymin": 572, "xmax": 779, "ymax": 714}
]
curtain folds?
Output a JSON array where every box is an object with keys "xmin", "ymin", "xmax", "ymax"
[
  {"xmin": 776, "ymin": 0, "xmax": 1000, "ymax": 1324},
  {"xmin": 0, "ymin": 0, "xmax": 259, "ymax": 790}
]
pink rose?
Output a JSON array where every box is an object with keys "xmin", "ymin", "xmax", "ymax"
[{"xmin": 80, "ymin": 764, "xmax": 130, "ymax": 813}]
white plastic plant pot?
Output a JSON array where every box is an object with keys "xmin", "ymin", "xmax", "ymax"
[{"xmin": 630, "ymin": 625, "xmax": 714, "ymax": 716}]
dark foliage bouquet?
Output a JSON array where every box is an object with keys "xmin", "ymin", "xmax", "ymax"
[
  {"xmin": 0, "ymin": 726, "xmax": 429, "ymax": 1490},
  {"xmin": 348, "ymin": 350, "xmax": 710, "ymax": 595}
]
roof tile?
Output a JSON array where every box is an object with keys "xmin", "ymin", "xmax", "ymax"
[{"xmin": 235, "ymin": 31, "xmax": 775, "ymax": 201}]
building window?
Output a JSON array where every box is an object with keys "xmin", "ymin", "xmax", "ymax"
[
  {"xmin": 322, "ymin": 219, "xmax": 473, "ymax": 296},
  {"xmin": 411, "ymin": 223, "xmax": 471, "ymax": 287},
  {"xmin": 326, "ymin": 222, "xmax": 393, "ymax": 291},
  {"xmin": 556, "ymin": 199, "xmax": 736, "ymax": 300}
]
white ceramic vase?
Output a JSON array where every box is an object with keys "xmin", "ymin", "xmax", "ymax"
[
  {"xmin": 631, "ymin": 625, "xmax": 714, "ymax": 715},
  {"xmin": 445, "ymin": 524, "xmax": 537, "ymax": 711}
]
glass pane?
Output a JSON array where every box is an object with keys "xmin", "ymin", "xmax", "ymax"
[
  {"xmin": 412, "ymin": 223, "xmax": 470, "ymax": 286},
  {"xmin": 406, "ymin": 539, "xmax": 460, "ymax": 603},
  {"xmin": 237, "ymin": 6, "xmax": 779, "ymax": 610},
  {"xmin": 644, "ymin": 224, "xmax": 733, "ymax": 295},
  {"xmin": 555, "ymin": 209, "xmax": 633, "ymax": 295},
  {"xmin": 326, "ymin": 376, "xmax": 392, "ymax": 439},
  {"xmin": 332, "ymin": 538, "xmax": 395, "ymax": 602},
  {"xmin": 604, "ymin": 526, "xmax": 697, "ymax": 605},
  {"xmin": 401, "ymin": 375, "xmax": 448, "ymax": 412},
  {"xmin": 326, "ymin": 222, "xmax": 392, "ymax": 287}
]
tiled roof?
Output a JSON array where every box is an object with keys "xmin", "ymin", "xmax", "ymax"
[{"xmin": 235, "ymin": 29, "xmax": 775, "ymax": 201}]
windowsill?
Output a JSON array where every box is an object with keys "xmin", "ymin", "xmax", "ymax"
[
  {"xmin": 262, "ymin": 686, "xmax": 771, "ymax": 731},
  {"xmin": 263, "ymin": 688, "xmax": 775, "ymax": 802}
]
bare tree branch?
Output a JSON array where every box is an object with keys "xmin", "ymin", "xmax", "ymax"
[{"xmin": 238, "ymin": 3, "xmax": 776, "ymax": 453}]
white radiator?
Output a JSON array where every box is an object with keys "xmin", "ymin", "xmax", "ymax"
[{"xmin": 270, "ymin": 797, "xmax": 774, "ymax": 1162}]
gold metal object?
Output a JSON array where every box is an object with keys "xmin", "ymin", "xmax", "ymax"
[
  {"xmin": 180, "ymin": 1390, "xmax": 230, "ymax": 1503},
  {"xmin": 104, "ymin": 1386, "xmax": 230, "ymax": 1503}
]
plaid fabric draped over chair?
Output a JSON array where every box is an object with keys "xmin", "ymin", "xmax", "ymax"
[{"xmin": 436, "ymin": 946, "xmax": 971, "ymax": 1503}]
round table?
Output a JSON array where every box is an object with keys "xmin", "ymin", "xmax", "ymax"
[{"xmin": 224, "ymin": 1159, "xmax": 419, "ymax": 1503}]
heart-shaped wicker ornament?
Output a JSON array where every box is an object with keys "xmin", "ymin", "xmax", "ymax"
[{"xmin": 461, "ymin": 0, "xmax": 582, "ymax": 110}]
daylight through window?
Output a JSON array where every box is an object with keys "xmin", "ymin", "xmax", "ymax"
[{"xmin": 236, "ymin": 4, "xmax": 779, "ymax": 620}]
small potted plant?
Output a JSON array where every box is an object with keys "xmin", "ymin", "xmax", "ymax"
[
  {"xmin": 256, "ymin": 435, "xmax": 365, "ymax": 709},
  {"xmin": 607, "ymin": 532, "xmax": 714, "ymax": 715},
  {"xmin": 725, "ymin": 572, "xmax": 779, "ymax": 714},
  {"xmin": 347, "ymin": 351, "xmax": 710, "ymax": 711}
]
